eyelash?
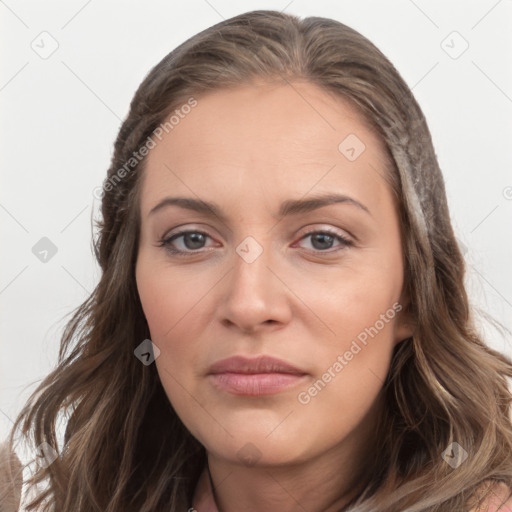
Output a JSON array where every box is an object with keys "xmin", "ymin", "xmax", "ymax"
[{"xmin": 156, "ymin": 228, "xmax": 354, "ymax": 257}]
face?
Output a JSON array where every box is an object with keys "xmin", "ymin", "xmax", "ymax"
[{"xmin": 135, "ymin": 80, "xmax": 413, "ymax": 467}]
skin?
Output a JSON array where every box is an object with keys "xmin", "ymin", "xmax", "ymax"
[{"xmin": 135, "ymin": 80, "xmax": 414, "ymax": 512}]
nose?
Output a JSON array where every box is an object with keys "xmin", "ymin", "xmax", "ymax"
[{"xmin": 216, "ymin": 239, "xmax": 292, "ymax": 334}]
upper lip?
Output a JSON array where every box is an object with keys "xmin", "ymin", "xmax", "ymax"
[{"xmin": 208, "ymin": 355, "xmax": 306, "ymax": 375}]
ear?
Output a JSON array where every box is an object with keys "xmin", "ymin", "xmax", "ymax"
[{"xmin": 393, "ymin": 298, "xmax": 415, "ymax": 346}]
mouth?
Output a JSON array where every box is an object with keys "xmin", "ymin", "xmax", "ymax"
[{"xmin": 207, "ymin": 355, "xmax": 308, "ymax": 396}]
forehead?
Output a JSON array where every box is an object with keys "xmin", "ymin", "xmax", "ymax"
[{"xmin": 139, "ymin": 81, "xmax": 392, "ymax": 216}]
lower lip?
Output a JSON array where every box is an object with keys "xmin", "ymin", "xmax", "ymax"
[{"xmin": 209, "ymin": 372, "xmax": 306, "ymax": 396}]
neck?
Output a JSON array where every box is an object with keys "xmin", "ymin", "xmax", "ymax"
[{"xmin": 206, "ymin": 398, "xmax": 382, "ymax": 512}]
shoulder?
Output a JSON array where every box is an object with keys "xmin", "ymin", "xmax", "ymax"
[
  {"xmin": 470, "ymin": 482, "xmax": 512, "ymax": 512},
  {"xmin": 0, "ymin": 440, "xmax": 23, "ymax": 512}
]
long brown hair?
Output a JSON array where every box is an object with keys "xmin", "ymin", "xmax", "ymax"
[{"xmin": 6, "ymin": 9, "xmax": 512, "ymax": 511}]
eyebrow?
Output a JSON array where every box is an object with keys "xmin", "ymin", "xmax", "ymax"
[{"xmin": 148, "ymin": 193, "xmax": 371, "ymax": 219}]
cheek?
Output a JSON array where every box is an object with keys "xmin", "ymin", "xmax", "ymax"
[
  {"xmin": 293, "ymin": 254, "xmax": 403, "ymax": 344},
  {"xmin": 293, "ymin": 295, "xmax": 399, "ymax": 450},
  {"xmin": 291, "ymin": 260, "xmax": 402, "ymax": 411},
  {"xmin": 136, "ymin": 256, "xmax": 213, "ymax": 342},
  {"xmin": 135, "ymin": 255, "xmax": 215, "ymax": 394},
  {"xmin": 136, "ymin": 263, "xmax": 206, "ymax": 431}
]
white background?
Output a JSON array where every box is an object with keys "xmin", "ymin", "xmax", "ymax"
[{"xmin": 1, "ymin": 0, "xmax": 512, "ymax": 441}]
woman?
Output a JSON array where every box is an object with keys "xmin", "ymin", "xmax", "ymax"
[{"xmin": 5, "ymin": 9, "xmax": 512, "ymax": 512}]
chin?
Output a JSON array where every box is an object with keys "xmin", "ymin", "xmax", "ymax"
[{"xmin": 201, "ymin": 427, "xmax": 312, "ymax": 468}]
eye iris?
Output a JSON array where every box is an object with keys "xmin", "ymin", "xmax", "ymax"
[
  {"xmin": 184, "ymin": 232, "xmax": 206, "ymax": 249},
  {"xmin": 311, "ymin": 233, "xmax": 334, "ymax": 250}
]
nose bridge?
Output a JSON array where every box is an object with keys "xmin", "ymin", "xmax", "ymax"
[
  {"xmin": 218, "ymin": 232, "xmax": 288, "ymax": 331},
  {"xmin": 231, "ymin": 233, "xmax": 273, "ymax": 299}
]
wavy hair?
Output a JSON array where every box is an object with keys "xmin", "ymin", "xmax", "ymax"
[{"xmin": 6, "ymin": 9, "xmax": 512, "ymax": 511}]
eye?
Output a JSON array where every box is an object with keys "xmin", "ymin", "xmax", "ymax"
[
  {"xmin": 157, "ymin": 228, "xmax": 353, "ymax": 257},
  {"xmin": 157, "ymin": 230, "xmax": 217, "ymax": 256},
  {"xmin": 295, "ymin": 229, "xmax": 353, "ymax": 254}
]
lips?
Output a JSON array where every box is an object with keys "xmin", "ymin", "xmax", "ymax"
[
  {"xmin": 208, "ymin": 355, "xmax": 306, "ymax": 375},
  {"xmin": 207, "ymin": 355, "xmax": 307, "ymax": 396}
]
